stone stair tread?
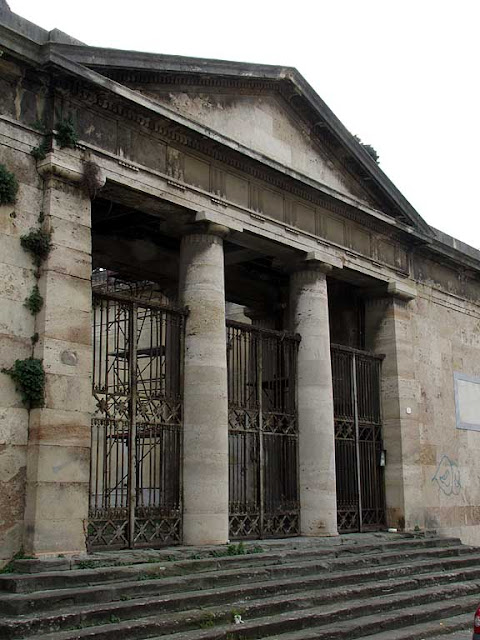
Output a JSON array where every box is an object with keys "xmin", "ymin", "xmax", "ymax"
[
  {"xmin": 359, "ymin": 613, "xmax": 472, "ymax": 639},
  {"xmin": 0, "ymin": 542, "xmax": 476, "ymax": 595},
  {"xmin": 4, "ymin": 536, "xmax": 468, "ymax": 576},
  {"xmin": 1, "ymin": 541, "xmax": 456, "ymax": 582},
  {"xmin": 10, "ymin": 536, "xmax": 462, "ymax": 574},
  {"xmin": 3, "ymin": 550, "xmax": 480, "ymax": 617},
  {"xmin": 0, "ymin": 548, "xmax": 477, "ymax": 602},
  {"xmin": 2, "ymin": 570, "xmax": 479, "ymax": 631},
  {"xmin": 139, "ymin": 594, "xmax": 480, "ymax": 640},
  {"xmin": 13, "ymin": 578, "xmax": 480, "ymax": 640},
  {"xmin": 2, "ymin": 536, "xmax": 479, "ymax": 640}
]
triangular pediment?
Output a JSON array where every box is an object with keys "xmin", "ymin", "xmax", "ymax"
[
  {"xmin": 125, "ymin": 83, "xmax": 375, "ymax": 206},
  {"xmin": 24, "ymin": 39, "xmax": 432, "ymax": 236}
]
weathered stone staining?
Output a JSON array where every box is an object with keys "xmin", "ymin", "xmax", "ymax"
[
  {"xmin": 291, "ymin": 260, "xmax": 338, "ymax": 537},
  {"xmin": 1, "ymin": 6, "xmax": 480, "ymax": 566},
  {"xmin": 179, "ymin": 229, "xmax": 229, "ymax": 545}
]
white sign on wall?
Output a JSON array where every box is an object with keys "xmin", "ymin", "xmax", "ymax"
[{"xmin": 454, "ymin": 372, "xmax": 480, "ymax": 431}]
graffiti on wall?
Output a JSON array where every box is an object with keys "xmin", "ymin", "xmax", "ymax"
[{"xmin": 432, "ymin": 455, "xmax": 461, "ymax": 496}]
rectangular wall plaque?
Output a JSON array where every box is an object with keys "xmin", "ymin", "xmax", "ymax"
[{"xmin": 454, "ymin": 372, "xmax": 480, "ymax": 431}]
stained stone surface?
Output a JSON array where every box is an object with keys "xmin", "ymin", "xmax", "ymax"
[{"xmin": 291, "ymin": 266, "xmax": 337, "ymax": 537}]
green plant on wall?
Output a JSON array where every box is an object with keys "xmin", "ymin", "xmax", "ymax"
[
  {"xmin": 31, "ymin": 120, "xmax": 48, "ymax": 134},
  {"xmin": 24, "ymin": 284, "xmax": 44, "ymax": 315},
  {"xmin": 20, "ymin": 228, "xmax": 52, "ymax": 267},
  {"xmin": 0, "ymin": 163, "xmax": 19, "ymax": 204},
  {"xmin": 2, "ymin": 358, "xmax": 45, "ymax": 408},
  {"xmin": 31, "ymin": 140, "xmax": 49, "ymax": 161},
  {"xmin": 55, "ymin": 118, "xmax": 78, "ymax": 148},
  {"xmin": 11, "ymin": 221, "xmax": 53, "ymax": 409}
]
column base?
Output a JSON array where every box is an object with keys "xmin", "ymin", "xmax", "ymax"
[{"xmin": 183, "ymin": 513, "xmax": 229, "ymax": 546}]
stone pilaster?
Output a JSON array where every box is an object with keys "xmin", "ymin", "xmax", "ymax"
[
  {"xmin": 179, "ymin": 228, "xmax": 229, "ymax": 545},
  {"xmin": 23, "ymin": 157, "xmax": 93, "ymax": 556},
  {"xmin": 290, "ymin": 263, "xmax": 338, "ymax": 536},
  {"xmin": 364, "ymin": 282, "xmax": 423, "ymax": 531}
]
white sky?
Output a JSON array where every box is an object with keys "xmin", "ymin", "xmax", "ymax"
[{"xmin": 8, "ymin": 0, "xmax": 480, "ymax": 248}]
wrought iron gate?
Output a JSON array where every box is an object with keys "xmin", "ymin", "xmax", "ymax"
[
  {"xmin": 227, "ymin": 320, "xmax": 300, "ymax": 539},
  {"xmin": 88, "ymin": 291, "xmax": 185, "ymax": 549},
  {"xmin": 331, "ymin": 344, "xmax": 386, "ymax": 533}
]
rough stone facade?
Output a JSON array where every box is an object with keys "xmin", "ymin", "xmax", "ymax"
[{"xmin": 1, "ymin": 5, "xmax": 480, "ymax": 564}]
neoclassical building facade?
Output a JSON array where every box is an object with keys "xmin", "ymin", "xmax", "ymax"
[{"xmin": 2, "ymin": 4, "xmax": 480, "ymax": 564}]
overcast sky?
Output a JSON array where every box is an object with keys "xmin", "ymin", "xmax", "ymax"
[{"xmin": 8, "ymin": 0, "xmax": 480, "ymax": 248}]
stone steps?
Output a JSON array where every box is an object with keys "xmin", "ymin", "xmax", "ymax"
[
  {"xmin": 145, "ymin": 598, "xmax": 477, "ymax": 640},
  {"xmin": 3, "ymin": 565, "xmax": 480, "ymax": 638},
  {"xmin": 26, "ymin": 591, "xmax": 479, "ymax": 640},
  {"xmin": 3, "ymin": 548, "xmax": 480, "ymax": 619},
  {"xmin": 0, "ymin": 537, "xmax": 470, "ymax": 595},
  {"xmin": 8, "ymin": 535, "xmax": 460, "ymax": 575},
  {"xmin": 1, "ymin": 542, "xmax": 477, "ymax": 615},
  {"xmin": 0, "ymin": 534, "xmax": 478, "ymax": 640},
  {"xmin": 354, "ymin": 613, "xmax": 471, "ymax": 640}
]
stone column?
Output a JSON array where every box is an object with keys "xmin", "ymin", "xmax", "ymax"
[
  {"xmin": 23, "ymin": 156, "xmax": 94, "ymax": 556},
  {"xmin": 365, "ymin": 281, "xmax": 423, "ymax": 531},
  {"xmin": 179, "ymin": 225, "xmax": 229, "ymax": 545},
  {"xmin": 290, "ymin": 260, "xmax": 337, "ymax": 536}
]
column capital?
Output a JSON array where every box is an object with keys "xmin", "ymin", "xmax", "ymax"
[
  {"xmin": 387, "ymin": 280, "xmax": 417, "ymax": 302},
  {"xmin": 364, "ymin": 280, "xmax": 417, "ymax": 305},
  {"xmin": 291, "ymin": 249, "xmax": 343, "ymax": 276},
  {"xmin": 37, "ymin": 152, "xmax": 106, "ymax": 190},
  {"xmin": 189, "ymin": 210, "xmax": 243, "ymax": 238},
  {"xmin": 181, "ymin": 231, "xmax": 225, "ymax": 247}
]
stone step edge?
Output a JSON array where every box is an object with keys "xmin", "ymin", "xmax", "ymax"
[
  {"xmin": 15, "ymin": 579, "xmax": 480, "ymax": 640},
  {"xmin": 2, "ymin": 548, "xmax": 480, "ymax": 612},
  {"xmin": 2, "ymin": 565, "xmax": 479, "ymax": 634},
  {"xmin": 11, "ymin": 535, "xmax": 462, "ymax": 574},
  {"xmin": 4, "ymin": 536, "xmax": 465, "ymax": 582},
  {"xmin": 352, "ymin": 613, "xmax": 471, "ymax": 640},
  {"xmin": 0, "ymin": 543, "xmax": 475, "ymax": 594},
  {"xmin": 148, "ymin": 613, "xmax": 472, "ymax": 640},
  {"xmin": 141, "ymin": 595, "xmax": 480, "ymax": 640}
]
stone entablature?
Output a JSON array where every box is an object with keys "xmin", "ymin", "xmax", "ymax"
[{"xmin": 2, "ymin": 108, "xmax": 479, "ymax": 311}]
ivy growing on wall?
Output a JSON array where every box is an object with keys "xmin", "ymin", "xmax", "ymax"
[
  {"xmin": 24, "ymin": 284, "xmax": 44, "ymax": 316},
  {"xmin": 4, "ymin": 213, "xmax": 54, "ymax": 409},
  {"xmin": 20, "ymin": 227, "xmax": 52, "ymax": 267},
  {"xmin": 0, "ymin": 163, "xmax": 19, "ymax": 204},
  {"xmin": 2, "ymin": 358, "xmax": 45, "ymax": 408}
]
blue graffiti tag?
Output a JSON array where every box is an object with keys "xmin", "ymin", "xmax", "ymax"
[{"xmin": 432, "ymin": 455, "xmax": 461, "ymax": 496}]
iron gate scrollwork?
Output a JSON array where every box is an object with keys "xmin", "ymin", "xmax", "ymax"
[
  {"xmin": 227, "ymin": 320, "xmax": 300, "ymax": 539},
  {"xmin": 331, "ymin": 344, "xmax": 386, "ymax": 533},
  {"xmin": 88, "ymin": 291, "xmax": 185, "ymax": 550}
]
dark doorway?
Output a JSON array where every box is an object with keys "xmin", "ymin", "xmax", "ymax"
[
  {"xmin": 331, "ymin": 344, "xmax": 386, "ymax": 532},
  {"xmin": 226, "ymin": 320, "xmax": 300, "ymax": 539}
]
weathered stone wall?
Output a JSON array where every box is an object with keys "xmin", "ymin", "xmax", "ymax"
[
  {"xmin": 0, "ymin": 123, "xmax": 43, "ymax": 567},
  {"xmin": 411, "ymin": 284, "xmax": 480, "ymax": 544}
]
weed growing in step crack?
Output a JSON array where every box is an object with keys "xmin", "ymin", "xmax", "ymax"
[
  {"xmin": 198, "ymin": 611, "xmax": 216, "ymax": 629},
  {"xmin": 76, "ymin": 560, "xmax": 96, "ymax": 570}
]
